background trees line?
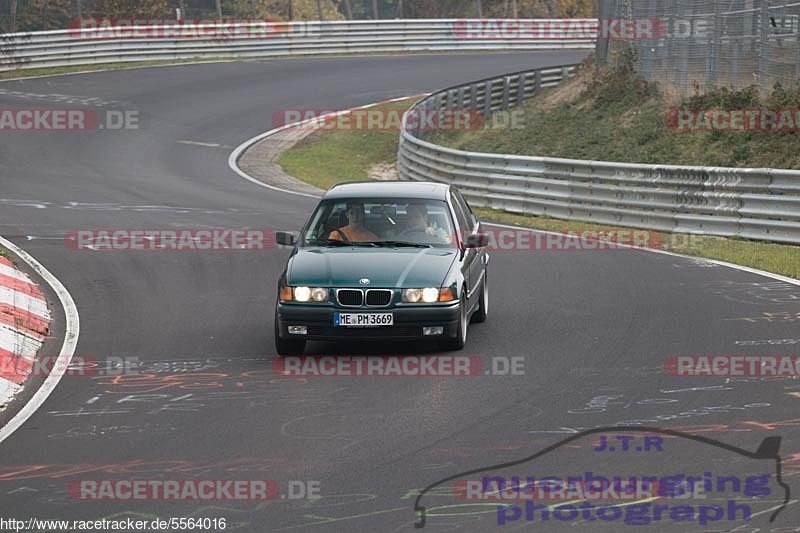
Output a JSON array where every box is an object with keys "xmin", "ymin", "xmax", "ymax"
[{"xmin": 1, "ymin": 0, "xmax": 596, "ymax": 32}]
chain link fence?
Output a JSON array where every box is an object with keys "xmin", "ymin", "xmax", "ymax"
[{"xmin": 600, "ymin": 0, "xmax": 800, "ymax": 93}]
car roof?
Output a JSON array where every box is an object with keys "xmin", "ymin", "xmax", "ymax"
[{"xmin": 323, "ymin": 181, "xmax": 450, "ymax": 201}]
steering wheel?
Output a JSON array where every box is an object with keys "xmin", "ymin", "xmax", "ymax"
[{"xmin": 333, "ymin": 228, "xmax": 351, "ymax": 243}]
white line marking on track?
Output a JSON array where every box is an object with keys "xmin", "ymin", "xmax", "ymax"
[
  {"xmin": 227, "ymin": 95, "xmax": 422, "ymax": 199},
  {"xmin": 177, "ymin": 140, "xmax": 232, "ymax": 148},
  {"xmin": 0, "ymin": 236, "xmax": 80, "ymax": 445}
]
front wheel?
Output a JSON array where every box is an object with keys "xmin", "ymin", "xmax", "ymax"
[
  {"xmin": 471, "ymin": 272, "xmax": 488, "ymax": 324},
  {"xmin": 439, "ymin": 299, "xmax": 467, "ymax": 351}
]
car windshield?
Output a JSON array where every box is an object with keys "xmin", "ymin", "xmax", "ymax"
[{"xmin": 302, "ymin": 198, "xmax": 456, "ymax": 248}]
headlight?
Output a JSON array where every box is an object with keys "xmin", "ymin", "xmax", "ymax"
[
  {"xmin": 281, "ymin": 286, "xmax": 329, "ymax": 303},
  {"xmin": 311, "ymin": 287, "xmax": 329, "ymax": 302},
  {"xmin": 403, "ymin": 288, "xmax": 456, "ymax": 303},
  {"xmin": 403, "ymin": 288, "xmax": 422, "ymax": 303},
  {"xmin": 422, "ymin": 288, "xmax": 440, "ymax": 303}
]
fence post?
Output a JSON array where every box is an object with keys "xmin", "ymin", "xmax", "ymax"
[
  {"xmin": 707, "ymin": 0, "xmax": 721, "ymax": 90},
  {"xmin": 757, "ymin": 0, "xmax": 770, "ymax": 91},
  {"xmin": 596, "ymin": 0, "xmax": 611, "ymax": 66},
  {"xmin": 792, "ymin": 17, "xmax": 800, "ymax": 85}
]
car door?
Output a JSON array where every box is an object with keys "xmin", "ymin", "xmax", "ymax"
[{"xmin": 449, "ymin": 190, "xmax": 482, "ymax": 312}]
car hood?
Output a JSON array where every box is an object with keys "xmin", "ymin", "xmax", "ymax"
[{"xmin": 287, "ymin": 247, "xmax": 458, "ymax": 288}]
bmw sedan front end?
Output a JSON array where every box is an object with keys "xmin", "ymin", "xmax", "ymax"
[{"xmin": 274, "ymin": 182, "xmax": 489, "ymax": 354}]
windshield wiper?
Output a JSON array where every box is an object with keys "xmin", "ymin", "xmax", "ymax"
[
  {"xmin": 312, "ymin": 239, "xmax": 377, "ymax": 247},
  {"xmin": 370, "ymin": 240, "xmax": 432, "ymax": 248}
]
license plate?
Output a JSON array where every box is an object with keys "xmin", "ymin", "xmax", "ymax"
[{"xmin": 334, "ymin": 313, "xmax": 394, "ymax": 328}]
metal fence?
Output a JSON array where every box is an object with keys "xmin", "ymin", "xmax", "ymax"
[
  {"xmin": 600, "ymin": 0, "xmax": 800, "ymax": 93},
  {"xmin": 0, "ymin": 19, "xmax": 596, "ymax": 72},
  {"xmin": 397, "ymin": 65, "xmax": 800, "ymax": 245}
]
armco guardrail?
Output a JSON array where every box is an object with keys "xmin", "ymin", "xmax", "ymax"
[
  {"xmin": 398, "ymin": 65, "xmax": 800, "ymax": 246},
  {"xmin": 0, "ymin": 19, "xmax": 596, "ymax": 72}
]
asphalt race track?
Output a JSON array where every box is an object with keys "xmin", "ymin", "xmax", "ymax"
[{"xmin": 1, "ymin": 52, "xmax": 799, "ymax": 531}]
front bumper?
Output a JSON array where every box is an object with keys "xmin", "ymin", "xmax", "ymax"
[{"xmin": 276, "ymin": 302, "xmax": 461, "ymax": 342}]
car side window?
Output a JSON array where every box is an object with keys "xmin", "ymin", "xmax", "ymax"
[
  {"xmin": 455, "ymin": 190, "xmax": 479, "ymax": 229},
  {"xmin": 449, "ymin": 191, "xmax": 471, "ymax": 234}
]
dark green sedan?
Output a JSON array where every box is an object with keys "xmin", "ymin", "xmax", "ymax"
[{"xmin": 274, "ymin": 181, "xmax": 490, "ymax": 355}]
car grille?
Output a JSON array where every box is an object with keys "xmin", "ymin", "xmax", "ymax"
[
  {"xmin": 365, "ymin": 289, "xmax": 392, "ymax": 307},
  {"xmin": 337, "ymin": 289, "xmax": 364, "ymax": 307}
]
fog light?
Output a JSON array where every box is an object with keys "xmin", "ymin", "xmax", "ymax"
[
  {"xmin": 423, "ymin": 327, "xmax": 444, "ymax": 336},
  {"xmin": 288, "ymin": 325, "xmax": 307, "ymax": 335}
]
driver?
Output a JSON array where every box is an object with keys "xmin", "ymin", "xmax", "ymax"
[{"xmin": 328, "ymin": 202, "xmax": 378, "ymax": 242}]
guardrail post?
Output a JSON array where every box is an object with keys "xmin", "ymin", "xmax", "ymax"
[
  {"xmin": 517, "ymin": 73, "xmax": 527, "ymax": 104},
  {"xmin": 534, "ymin": 70, "xmax": 542, "ymax": 95},
  {"xmin": 469, "ymin": 83, "xmax": 478, "ymax": 110},
  {"xmin": 483, "ymin": 80, "xmax": 493, "ymax": 116},
  {"xmin": 457, "ymin": 86, "xmax": 466, "ymax": 109},
  {"xmin": 502, "ymin": 77, "xmax": 511, "ymax": 110}
]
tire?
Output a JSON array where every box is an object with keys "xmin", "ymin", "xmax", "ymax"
[
  {"xmin": 274, "ymin": 315, "xmax": 305, "ymax": 356},
  {"xmin": 439, "ymin": 297, "xmax": 467, "ymax": 351},
  {"xmin": 471, "ymin": 272, "xmax": 488, "ymax": 324}
]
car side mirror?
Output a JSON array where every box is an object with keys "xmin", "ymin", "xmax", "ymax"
[
  {"xmin": 276, "ymin": 231, "xmax": 297, "ymax": 247},
  {"xmin": 465, "ymin": 232, "xmax": 489, "ymax": 249}
]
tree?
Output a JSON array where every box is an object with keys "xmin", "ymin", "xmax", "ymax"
[
  {"xmin": 89, "ymin": 0, "xmax": 171, "ymax": 19},
  {"xmin": 17, "ymin": 0, "xmax": 72, "ymax": 30},
  {"xmin": 228, "ymin": 0, "xmax": 344, "ymax": 20},
  {"xmin": 10, "ymin": 0, "xmax": 18, "ymax": 32},
  {"xmin": 341, "ymin": 0, "xmax": 353, "ymax": 19}
]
